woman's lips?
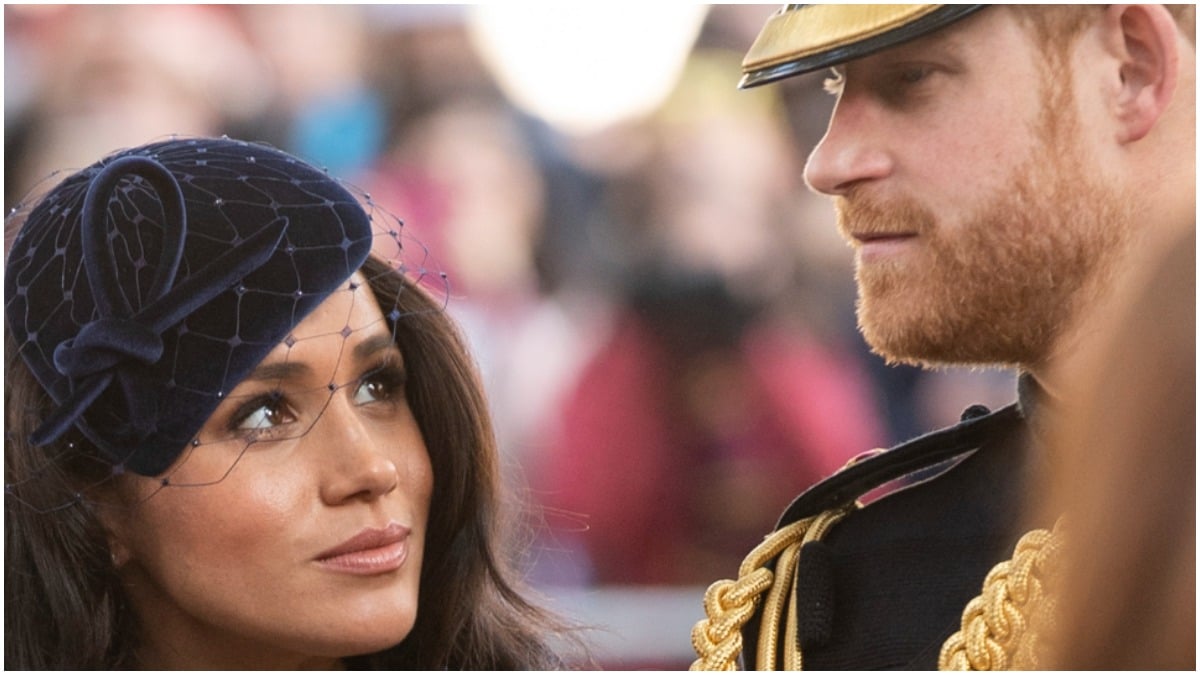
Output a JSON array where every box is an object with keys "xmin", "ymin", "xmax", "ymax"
[{"xmin": 315, "ymin": 522, "xmax": 411, "ymax": 575}]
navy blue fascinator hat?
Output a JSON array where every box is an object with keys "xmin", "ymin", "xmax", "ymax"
[{"xmin": 6, "ymin": 137, "xmax": 375, "ymax": 476}]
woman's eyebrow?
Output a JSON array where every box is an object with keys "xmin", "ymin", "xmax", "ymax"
[
  {"xmin": 244, "ymin": 360, "xmax": 311, "ymax": 383},
  {"xmin": 353, "ymin": 332, "xmax": 400, "ymax": 363},
  {"xmin": 244, "ymin": 332, "xmax": 397, "ymax": 385}
]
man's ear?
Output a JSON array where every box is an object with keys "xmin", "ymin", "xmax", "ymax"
[{"xmin": 1103, "ymin": 4, "xmax": 1181, "ymax": 144}]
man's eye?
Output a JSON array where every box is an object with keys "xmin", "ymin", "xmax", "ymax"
[
  {"xmin": 875, "ymin": 65, "xmax": 940, "ymax": 105},
  {"xmin": 899, "ymin": 66, "xmax": 931, "ymax": 85}
]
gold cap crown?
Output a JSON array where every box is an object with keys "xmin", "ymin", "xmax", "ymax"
[{"xmin": 741, "ymin": 4, "xmax": 985, "ymax": 88}]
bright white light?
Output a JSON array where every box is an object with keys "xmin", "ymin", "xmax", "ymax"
[{"xmin": 467, "ymin": 4, "xmax": 709, "ymax": 136}]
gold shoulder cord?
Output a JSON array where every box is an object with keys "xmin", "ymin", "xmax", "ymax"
[
  {"xmin": 689, "ymin": 484, "xmax": 1065, "ymax": 671},
  {"xmin": 689, "ymin": 502, "xmax": 858, "ymax": 671},
  {"xmin": 938, "ymin": 518, "xmax": 1065, "ymax": 671}
]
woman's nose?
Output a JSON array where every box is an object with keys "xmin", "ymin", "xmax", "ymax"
[
  {"xmin": 315, "ymin": 399, "xmax": 399, "ymax": 505},
  {"xmin": 804, "ymin": 96, "xmax": 894, "ymax": 196}
]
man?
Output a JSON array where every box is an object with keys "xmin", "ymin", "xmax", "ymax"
[{"xmin": 689, "ymin": 4, "xmax": 1195, "ymax": 670}]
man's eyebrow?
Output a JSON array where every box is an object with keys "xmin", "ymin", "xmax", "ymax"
[{"xmin": 884, "ymin": 27, "xmax": 965, "ymax": 63}]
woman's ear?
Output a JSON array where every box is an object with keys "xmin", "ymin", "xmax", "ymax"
[
  {"xmin": 93, "ymin": 490, "xmax": 135, "ymax": 569},
  {"xmin": 1103, "ymin": 4, "xmax": 1181, "ymax": 144},
  {"xmin": 108, "ymin": 536, "xmax": 133, "ymax": 568}
]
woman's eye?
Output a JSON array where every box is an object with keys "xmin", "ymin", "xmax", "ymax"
[
  {"xmin": 233, "ymin": 394, "xmax": 294, "ymax": 432},
  {"xmin": 352, "ymin": 367, "xmax": 405, "ymax": 406},
  {"xmin": 352, "ymin": 378, "xmax": 388, "ymax": 405}
]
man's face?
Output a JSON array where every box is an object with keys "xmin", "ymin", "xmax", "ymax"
[{"xmin": 804, "ymin": 7, "xmax": 1131, "ymax": 369}]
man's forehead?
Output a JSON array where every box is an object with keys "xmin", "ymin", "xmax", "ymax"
[
  {"xmin": 832, "ymin": 19, "xmax": 968, "ymax": 75},
  {"xmin": 740, "ymin": 4, "xmax": 985, "ymax": 88}
]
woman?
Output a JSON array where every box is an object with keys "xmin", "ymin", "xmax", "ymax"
[{"xmin": 5, "ymin": 137, "xmax": 575, "ymax": 669}]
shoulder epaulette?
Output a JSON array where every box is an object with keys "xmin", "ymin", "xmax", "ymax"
[
  {"xmin": 773, "ymin": 402, "xmax": 1022, "ymax": 529},
  {"xmin": 688, "ymin": 402, "xmax": 1026, "ymax": 670}
]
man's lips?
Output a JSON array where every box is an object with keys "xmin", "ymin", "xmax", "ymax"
[
  {"xmin": 849, "ymin": 232, "xmax": 918, "ymax": 262},
  {"xmin": 315, "ymin": 522, "xmax": 411, "ymax": 574},
  {"xmin": 850, "ymin": 231, "xmax": 917, "ymax": 245}
]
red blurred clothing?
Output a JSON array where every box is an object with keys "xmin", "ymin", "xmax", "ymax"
[{"xmin": 538, "ymin": 311, "xmax": 886, "ymax": 585}]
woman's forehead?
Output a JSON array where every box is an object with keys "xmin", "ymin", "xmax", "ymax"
[{"xmin": 262, "ymin": 273, "xmax": 394, "ymax": 363}]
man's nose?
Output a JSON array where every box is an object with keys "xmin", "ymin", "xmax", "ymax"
[{"xmin": 804, "ymin": 96, "xmax": 894, "ymax": 196}]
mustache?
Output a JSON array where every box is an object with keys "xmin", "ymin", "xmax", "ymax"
[{"xmin": 834, "ymin": 191, "xmax": 936, "ymax": 242}]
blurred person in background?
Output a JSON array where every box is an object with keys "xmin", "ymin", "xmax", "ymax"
[
  {"xmin": 366, "ymin": 97, "xmax": 598, "ymax": 485},
  {"xmin": 689, "ymin": 4, "xmax": 1195, "ymax": 670},
  {"xmin": 354, "ymin": 10, "xmax": 607, "ymax": 478},
  {"xmin": 4, "ymin": 5, "xmax": 266, "ymax": 207},
  {"xmin": 535, "ymin": 50, "xmax": 887, "ymax": 592},
  {"xmin": 236, "ymin": 4, "xmax": 385, "ymax": 178}
]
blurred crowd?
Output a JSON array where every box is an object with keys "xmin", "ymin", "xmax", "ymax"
[{"xmin": 4, "ymin": 5, "xmax": 1017, "ymax": 667}]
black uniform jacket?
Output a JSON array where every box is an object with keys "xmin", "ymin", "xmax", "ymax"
[{"xmin": 741, "ymin": 376, "xmax": 1050, "ymax": 670}]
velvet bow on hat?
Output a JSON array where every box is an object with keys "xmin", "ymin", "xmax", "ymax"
[{"xmin": 5, "ymin": 137, "xmax": 374, "ymax": 476}]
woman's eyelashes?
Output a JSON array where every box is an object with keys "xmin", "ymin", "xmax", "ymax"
[
  {"xmin": 229, "ymin": 390, "xmax": 296, "ymax": 439},
  {"xmin": 226, "ymin": 360, "xmax": 409, "ymax": 440},
  {"xmin": 352, "ymin": 360, "xmax": 408, "ymax": 407}
]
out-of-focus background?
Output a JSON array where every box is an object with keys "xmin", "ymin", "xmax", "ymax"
[{"xmin": 4, "ymin": 5, "xmax": 1016, "ymax": 668}]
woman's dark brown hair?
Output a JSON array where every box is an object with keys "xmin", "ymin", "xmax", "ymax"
[{"xmin": 5, "ymin": 254, "xmax": 580, "ymax": 669}]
